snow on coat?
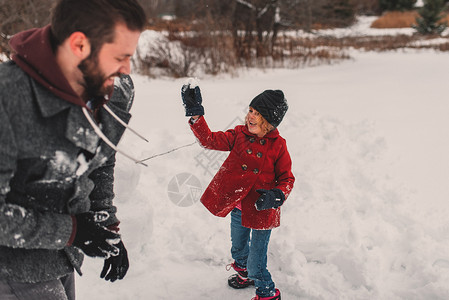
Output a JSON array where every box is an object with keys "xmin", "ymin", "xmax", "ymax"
[
  {"xmin": 190, "ymin": 116, "xmax": 295, "ymax": 230},
  {"xmin": 0, "ymin": 61, "xmax": 134, "ymax": 283}
]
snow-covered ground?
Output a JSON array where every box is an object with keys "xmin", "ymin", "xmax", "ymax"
[
  {"xmin": 309, "ymin": 16, "xmax": 416, "ymax": 37},
  {"xmin": 294, "ymin": 15, "xmax": 449, "ymax": 38},
  {"xmin": 77, "ymin": 18, "xmax": 449, "ymax": 300}
]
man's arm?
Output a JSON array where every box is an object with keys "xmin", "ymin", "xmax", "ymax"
[
  {"xmin": 0, "ymin": 98, "xmax": 73, "ymax": 250},
  {"xmin": 88, "ymin": 154, "xmax": 119, "ymax": 227}
]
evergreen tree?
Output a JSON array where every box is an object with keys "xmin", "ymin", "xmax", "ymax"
[{"xmin": 414, "ymin": 0, "xmax": 447, "ymax": 34}]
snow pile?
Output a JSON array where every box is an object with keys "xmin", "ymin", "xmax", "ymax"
[
  {"xmin": 133, "ymin": 30, "xmax": 187, "ymax": 77},
  {"xmin": 274, "ymin": 113, "xmax": 449, "ymax": 299},
  {"xmin": 408, "ymin": 38, "xmax": 449, "ymax": 47},
  {"xmin": 0, "ymin": 53, "xmax": 7, "ymax": 63},
  {"xmin": 315, "ymin": 16, "xmax": 416, "ymax": 37},
  {"xmin": 301, "ymin": 15, "xmax": 449, "ymax": 38}
]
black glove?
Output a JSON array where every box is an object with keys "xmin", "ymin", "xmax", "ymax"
[
  {"xmin": 255, "ymin": 189, "xmax": 285, "ymax": 211},
  {"xmin": 181, "ymin": 84, "xmax": 204, "ymax": 116},
  {"xmin": 72, "ymin": 212, "xmax": 121, "ymax": 258},
  {"xmin": 101, "ymin": 240, "xmax": 129, "ymax": 282}
]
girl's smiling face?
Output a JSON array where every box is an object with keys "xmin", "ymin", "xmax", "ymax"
[{"xmin": 246, "ymin": 107, "xmax": 266, "ymax": 137}]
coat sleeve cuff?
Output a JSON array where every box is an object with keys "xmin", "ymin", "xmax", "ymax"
[
  {"xmin": 188, "ymin": 116, "xmax": 202, "ymax": 125},
  {"xmin": 66, "ymin": 216, "xmax": 77, "ymax": 246}
]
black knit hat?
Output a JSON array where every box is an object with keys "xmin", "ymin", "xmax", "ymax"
[{"xmin": 249, "ymin": 90, "xmax": 288, "ymax": 127}]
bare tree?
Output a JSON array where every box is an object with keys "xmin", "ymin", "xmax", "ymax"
[
  {"xmin": 138, "ymin": 0, "xmax": 176, "ymax": 18},
  {"xmin": 280, "ymin": 0, "xmax": 325, "ymax": 31},
  {"xmin": 352, "ymin": 0, "xmax": 381, "ymax": 15},
  {"xmin": 230, "ymin": 0, "xmax": 282, "ymax": 61},
  {"xmin": 0, "ymin": 0, "xmax": 53, "ymax": 57}
]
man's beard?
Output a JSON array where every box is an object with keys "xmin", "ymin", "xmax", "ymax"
[{"xmin": 78, "ymin": 55, "xmax": 117, "ymax": 104}]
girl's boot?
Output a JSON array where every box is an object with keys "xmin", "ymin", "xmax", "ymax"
[
  {"xmin": 226, "ymin": 262, "xmax": 255, "ymax": 289},
  {"xmin": 251, "ymin": 288, "xmax": 281, "ymax": 300}
]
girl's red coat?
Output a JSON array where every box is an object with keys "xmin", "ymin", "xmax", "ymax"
[{"xmin": 190, "ymin": 116, "xmax": 295, "ymax": 229}]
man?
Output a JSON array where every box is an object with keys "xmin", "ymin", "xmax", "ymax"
[{"xmin": 0, "ymin": 0, "xmax": 146, "ymax": 299}]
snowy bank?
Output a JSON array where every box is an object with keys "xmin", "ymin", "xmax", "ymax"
[{"xmin": 77, "ymin": 49, "xmax": 449, "ymax": 300}]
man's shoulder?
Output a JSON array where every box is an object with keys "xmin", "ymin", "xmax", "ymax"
[
  {"xmin": 0, "ymin": 61, "xmax": 32, "ymax": 106},
  {"xmin": 0, "ymin": 61, "xmax": 29, "ymax": 84}
]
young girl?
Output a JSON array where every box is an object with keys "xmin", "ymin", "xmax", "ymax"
[{"xmin": 181, "ymin": 82, "xmax": 295, "ymax": 300}]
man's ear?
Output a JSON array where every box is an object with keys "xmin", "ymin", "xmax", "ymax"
[{"xmin": 68, "ymin": 31, "xmax": 91, "ymax": 60}]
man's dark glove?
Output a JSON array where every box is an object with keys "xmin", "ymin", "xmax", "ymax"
[
  {"xmin": 100, "ymin": 240, "xmax": 129, "ymax": 282},
  {"xmin": 181, "ymin": 84, "xmax": 204, "ymax": 116},
  {"xmin": 255, "ymin": 188, "xmax": 285, "ymax": 211},
  {"xmin": 72, "ymin": 212, "xmax": 120, "ymax": 258}
]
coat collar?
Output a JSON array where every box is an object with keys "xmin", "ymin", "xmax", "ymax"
[
  {"xmin": 31, "ymin": 78, "xmax": 73, "ymax": 117},
  {"xmin": 242, "ymin": 124, "xmax": 280, "ymax": 139},
  {"xmin": 31, "ymin": 78, "xmax": 131, "ymax": 155},
  {"xmin": 31, "ymin": 78, "xmax": 99, "ymax": 153}
]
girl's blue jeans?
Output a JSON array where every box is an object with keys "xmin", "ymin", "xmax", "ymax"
[{"xmin": 230, "ymin": 208, "xmax": 275, "ymax": 297}]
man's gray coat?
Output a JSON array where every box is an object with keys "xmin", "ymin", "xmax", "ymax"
[{"xmin": 0, "ymin": 61, "xmax": 134, "ymax": 283}]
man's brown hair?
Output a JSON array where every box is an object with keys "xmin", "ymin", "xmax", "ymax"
[{"xmin": 51, "ymin": 0, "xmax": 147, "ymax": 56}]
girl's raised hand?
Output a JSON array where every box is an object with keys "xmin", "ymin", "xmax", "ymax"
[{"xmin": 181, "ymin": 78, "xmax": 204, "ymax": 117}]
